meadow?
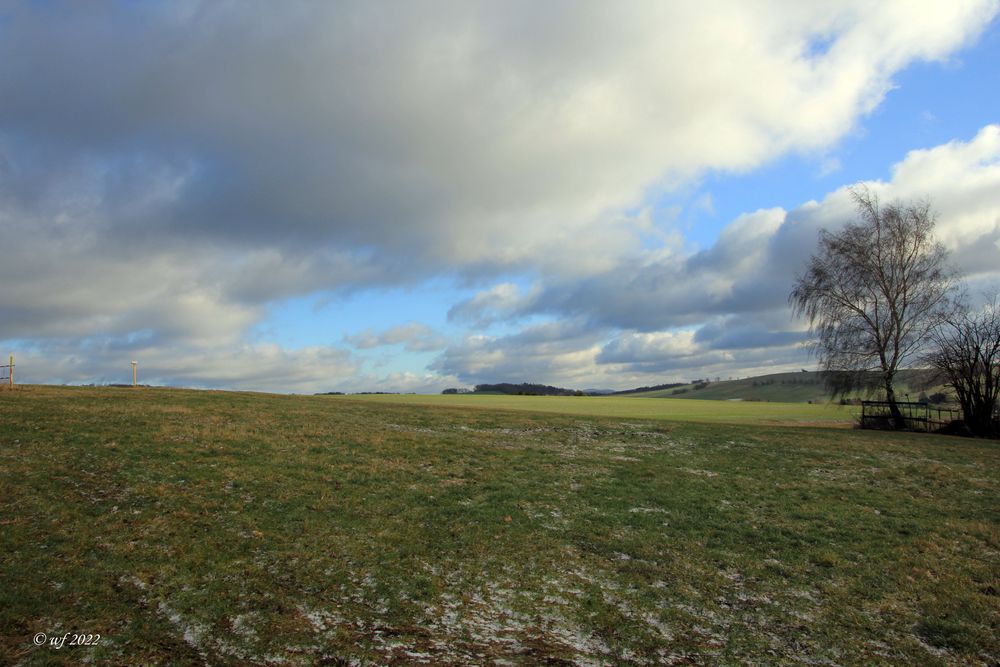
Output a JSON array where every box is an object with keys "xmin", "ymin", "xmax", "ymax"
[
  {"xmin": 341, "ymin": 392, "xmax": 855, "ymax": 427},
  {"xmin": 1, "ymin": 385, "xmax": 997, "ymax": 665},
  {"xmin": 620, "ymin": 370, "xmax": 939, "ymax": 404}
]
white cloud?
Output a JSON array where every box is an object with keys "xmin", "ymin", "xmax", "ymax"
[
  {"xmin": 447, "ymin": 283, "xmax": 539, "ymax": 327},
  {"xmin": 344, "ymin": 322, "xmax": 447, "ymax": 352},
  {"xmin": 11, "ymin": 340, "xmax": 359, "ymax": 393},
  {"xmin": 9, "ymin": 335, "xmax": 466, "ymax": 394},
  {"xmin": 437, "ymin": 124, "xmax": 1000, "ymax": 387},
  {"xmin": 885, "ymin": 124, "xmax": 1000, "ymax": 255},
  {"xmin": 432, "ymin": 321, "xmax": 812, "ymax": 389},
  {"xmin": 491, "ymin": 124, "xmax": 1000, "ymax": 330},
  {"xmin": 597, "ymin": 330, "xmax": 704, "ymax": 368},
  {"xmin": 432, "ymin": 319, "xmax": 607, "ymax": 386},
  {"xmin": 5, "ymin": 3, "xmax": 996, "ymax": 273},
  {"xmin": 1, "ymin": 3, "xmax": 998, "ymax": 389}
]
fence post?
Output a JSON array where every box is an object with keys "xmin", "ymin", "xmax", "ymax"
[
  {"xmin": 132, "ymin": 360, "xmax": 137, "ymax": 388},
  {"xmin": 8, "ymin": 354, "xmax": 11, "ymax": 389}
]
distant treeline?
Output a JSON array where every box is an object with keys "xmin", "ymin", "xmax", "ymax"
[
  {"xmin": 464, "ymin": 382, "xmax": 587, "ymax": 396},
  {"xmin": 447, "ymin": 380, "xmax": 692, "ymax": 396},
  {"xmin": 315, "ymin": 391, "xmax": 411, "ymax": 395}
]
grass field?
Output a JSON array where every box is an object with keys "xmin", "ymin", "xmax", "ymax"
[
  {"xmin": 624, "ymin": 370, "xmax": 943, "ymax": 404},
  {"xmin": 1, "ymin": 385, "xmax": 998, "ymax": 665},
  {"xmin": 339, "ymin": 392, "xmax": 857, "ymax": 427}
]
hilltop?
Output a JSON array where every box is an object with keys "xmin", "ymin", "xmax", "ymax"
[
  {"xmin": 438, "ymin": 370, "xmax": 951, "ymax": 404},
  {"xmin": 623, "ymin": 369, "xmax": 946, "ymax": 403}
]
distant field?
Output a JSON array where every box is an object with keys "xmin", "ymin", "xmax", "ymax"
[
  {"xmin": 341, "ymin": 392, "xmax": 857, "ymax": 427},
  {"xmin": 2, "ymin": 385, "xmax": 998, "ymax": 665}
]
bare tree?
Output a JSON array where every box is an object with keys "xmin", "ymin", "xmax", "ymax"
[
  {"xmin": 790, "ymin": 187, "xmax": 959, "ymax": 428},
  {"xmin": 925, "ymin": 299, "xmax": 1000, "ymax": 437}
]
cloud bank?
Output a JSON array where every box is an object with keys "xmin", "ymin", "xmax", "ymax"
[
  {"xmin": 442, "ymin": 125, "xmax": 1000, "ymax": 388},
  {"xmin": 1, "ymin": 2, "xmax": 998, "ymax": 391}
]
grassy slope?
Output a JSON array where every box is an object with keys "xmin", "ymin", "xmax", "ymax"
[
  {"xmin": 627, "ymin": 369, "xmax": 940, "ymax": 403},
  {"xmin": 340, "ymin": 392, "xmax": 857, "ymax": 426},
  {"xmin": 0, "ymin": 385, "xmax": 997, "ymax": 666}
]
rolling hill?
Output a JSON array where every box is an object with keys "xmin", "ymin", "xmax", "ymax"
[{"xmin": 624, "ymin": 369, "xmax": 948, "ymax": 403}]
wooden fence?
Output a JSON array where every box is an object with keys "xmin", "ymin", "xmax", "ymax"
[{"xmin": 860, "ymin": 400, "xmax": 961, "ymax": 432}]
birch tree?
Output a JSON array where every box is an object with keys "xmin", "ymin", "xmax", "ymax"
[{"xmin": 790, "ymin": 187, "xmax": 959, "ymax": 428}]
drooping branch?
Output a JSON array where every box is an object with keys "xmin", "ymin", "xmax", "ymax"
[{"xmin": 790, "ymin": 186, "xmax": 960, "ymax": 425}]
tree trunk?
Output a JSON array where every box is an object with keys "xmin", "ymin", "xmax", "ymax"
[
  {"xmin": 969, "ymin": 396, "xmax": 992, "ymax": 437},
  {"xmin": 885, "ymin": 380, "xmax": 906, "ymax": 430}
]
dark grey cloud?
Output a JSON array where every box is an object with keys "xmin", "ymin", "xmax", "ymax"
[
  {"xmin": 433, "ymin": 318, "xmax": 814, "ymax": 389},
  {"xmin": 693, "ymin": 315, "xmax": 808, "ymax": 351},
  {"xmin": 497, "ymin": 202, "xmax": 850, "ymax": 331},
  {"xmin": 1, "ymin": 3, "xmax": 997, "ymax": 389},
  {"xmin": 431, "ymin": 319, "xmax": 607, "ymax": 386},
  {"xmin": 435, "ymin": 126, "xmax": 1000, "ymax": 388},
  {"xmin": 464, "ymin": 127, "xmax": 1000, "ymax": 335},
  {"xmin": 5, "ymin": 2, "xmax": 991, "ymax": 263}
]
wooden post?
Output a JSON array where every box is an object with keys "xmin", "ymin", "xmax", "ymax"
[
  {"xmin": 132, "ymin": 360, "xmax": 137, "ymax": 387},
  {"xmin": 8, "ymin": 354, "xmax": 12, "ymax": 388}
]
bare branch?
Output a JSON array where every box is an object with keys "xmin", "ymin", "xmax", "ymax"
[
  {"xmin": 924, "ymin": 298, "xmax": 1000, "ymax": 437},
  {"xmin": 790, "ymin": 186, "xmax": 960, "ymax": 427}
]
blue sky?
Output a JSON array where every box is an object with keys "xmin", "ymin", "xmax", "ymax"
[
  {"xmin": 683, "ymin": 19, "xmax": 1000, "ymax": 248},
  {"xmin": 2, "ymin": 2, "xmax": 1000, "ymax": 392},
  {"xmin": 254, "ymin": 10, "xmax": 1000, "ymax": 387}
]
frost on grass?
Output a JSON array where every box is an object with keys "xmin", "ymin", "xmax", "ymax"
[
  {"xmin": 119, "ymin": 574, "xmax": 268, "ymax": 664},
  {"xmin": 679, "ymin": 467, "xmax": 719, "ymax": 477},
  {"xmin": 384, "ymin": 422, "xmax": 444, "ymax": 436},
  {"xmin": 288, "ymin": 563, "xmax": 629, "ymax": 665},
  {"xmin": 158, "ymin": 600, "xmax": 210, "ymax": 659},
  {"xmin": 230, "ymin": 612, "xmax": 261, "ymax": 642},
  {"xmin": 419, "ymin": 579, "xmax": 614, "ymax": 665},
  {"xmin": 522, "ymin": 502, "xmax": 571, "ymax": 530}
]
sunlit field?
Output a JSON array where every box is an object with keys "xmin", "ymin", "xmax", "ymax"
[
  {"xmin": 2, "ymin": 386, "xmax": 997, "ymax": 665},
  {"xmin": 339, "ymin": 392, "xmax": 856, "ymax": 427}
]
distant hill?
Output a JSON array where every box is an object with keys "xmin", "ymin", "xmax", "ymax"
[
  {"xmin": 612, "ymin": 382, "xmax": 686, "ymax": 395},
  {"xmin": 624, "ymin": 370, "xmax": 951, "ymax": 404},
  {"xmin": 447, "ymin": 370, "xmax": 953, "ymax": 403}
]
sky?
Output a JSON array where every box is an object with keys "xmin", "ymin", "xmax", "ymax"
[{"xmin": 2, "ymin": 1, "xmax": 1000, "ymax": 393}]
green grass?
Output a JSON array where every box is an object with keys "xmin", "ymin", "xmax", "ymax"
[
  {"xmin": 627, "ymin": 369, "xmax": 944, "ymax": 403},
  {"xmin": 340, "ymin": 391, "xmax": 857, "ymax": 426},
  {"xmin": 2, "ymin": 385, "xmax": 998, "ymax": 665}
]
